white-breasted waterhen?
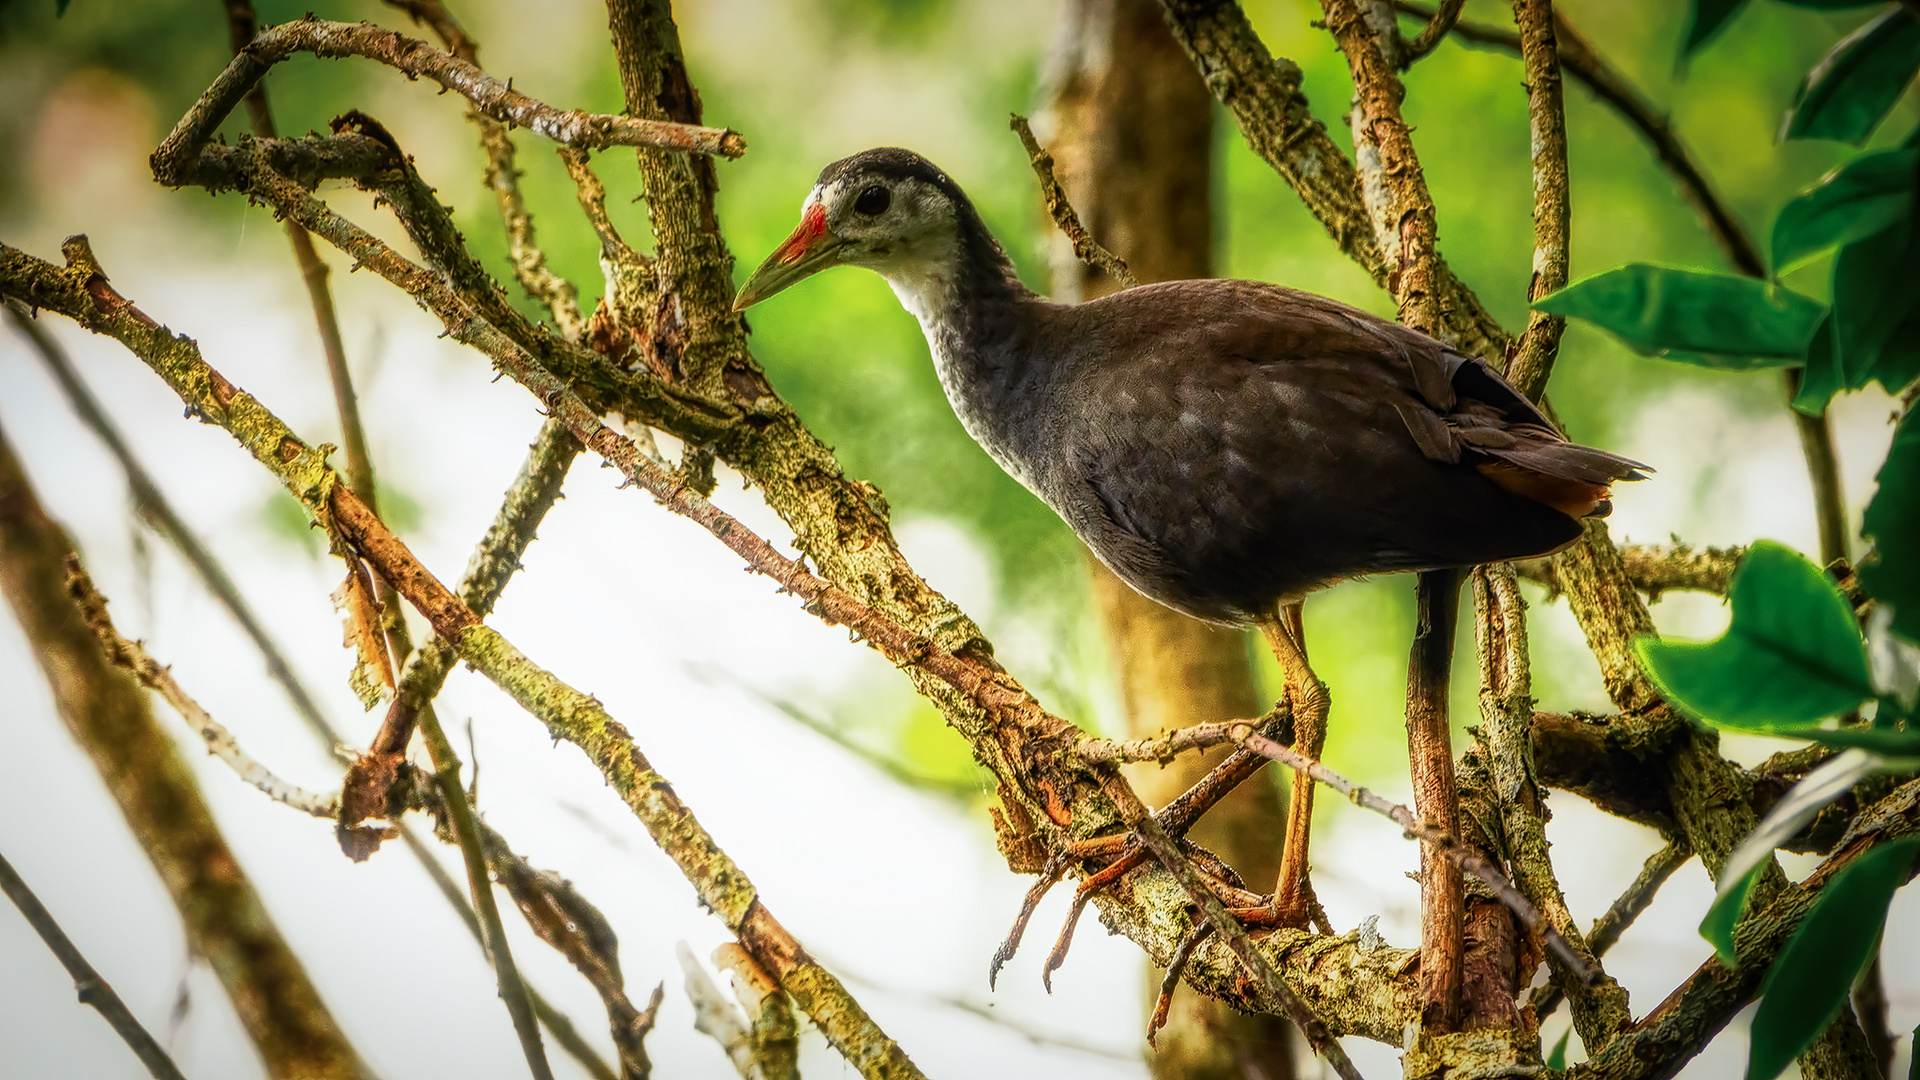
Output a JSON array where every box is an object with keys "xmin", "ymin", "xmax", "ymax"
[{"xmin": 735, "ymin": 147, "xmax": 1646, "ymax": 931}]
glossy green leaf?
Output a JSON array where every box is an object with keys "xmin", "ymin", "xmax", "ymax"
[
  {"xmin": 1834, "ymin": 212, "xmax": 1920, "ymax": 394},
  {"xmin": 1535, "ymin": 265, "xmax": 1826, "ymax": 366},
  {"xmin": 1863, "ymin": 405, "xmax": 1920, "ymax": 640},
  {"xmin": 1792, "ymin": 315, "xmax": 1843, "ymax": 416},
  {"xmin": 1684, "ymin": 0, "xmax": 1751, "ymax": 56},
  {"xmin": 1701, "ymin": 858, "xmax": 1768, "ymax": 966},
  {"xmin": 1772, "ymin": 148, "xmax": 1917, "ymax": 273},
  {"xmin": 1636, "ymin": 542, "xmax": 1875, "ymax": 730},
  {"xmin": 1747, "ymin": 835, "xmax": 1920, "ymax": 1080},
  {"xmin": 1785, "ymin": 8, "xmax": 1920, "ymax": 145},
  {"xmin": 1545, "ymin": 1029, "xmax": 1571, "ymax": 1072}
]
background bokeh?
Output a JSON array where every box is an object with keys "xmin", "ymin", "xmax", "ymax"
[{"xmin": 0, "ymin": 0, "xmax": 1915, "ymax": 1076}]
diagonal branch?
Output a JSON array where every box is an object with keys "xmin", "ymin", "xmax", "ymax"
[
  {"xmin": 1394, "ymin": 0, "xmax": 1849, "ymax": 566},
  {"xmin": 0, "ymin": 850, "xmax": 189, "ymax": 1080},
  {"xmin": 1155, "ymin": 0, "xmax": 1511, "ymax": 359},
  {"xmin": 0, "ymin": 236, "xmax": 927, "ymax": 1080},
  {"xmin": 152, "ymin": 17, "xmax": 742, "ymax": 191},
  {"xmin": 380, "ymin": 0, "xmax": 588, "ymax": 339}
]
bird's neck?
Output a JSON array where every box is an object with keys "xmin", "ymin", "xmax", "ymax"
[
  {"xmin": 881, "ymin": 212, "xmax": 1037, "ymax": 354},
  {"xmin": 879, "ymin": 210, "xmax": 1050, "ymax": 472}
]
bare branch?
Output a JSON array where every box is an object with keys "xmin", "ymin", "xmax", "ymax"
[
  {"xmin": 0, "ymin": 851, "xmax": 189, "ymax": 1080},
  {"xmin": 152, "ymin": 17, "xmax": 743, "ymax": 191},
  {"xmin": 1505, "ymin": 0, "xmax": 1571, "ymax": 401},
  {"xmin": 4, "ymin": 298, "xmax": 342, "ymax": 749},
  {"xmin": 1473, "ymin": 564, "xmax": 1626, "ymax": 1046},
  {"xmin": 65, "ymin": 561, "xmax": 338, "ymax": 819},
  {"xmin": 1397, "ymin": 0, "xmax": 1462, "ymax": 65},
  {"xmin": 1515, "ymin": 541, "xmax": 1743, "ymax": 599},
  {"xmin": 0, "ymin": 428, "xmax": 365, "ymax": 1080},
  {"xmin": 1531, "ymin": 836, "xmax": 1691, "ymax": 1019},
  {"xmin": 1009, "ymin": 114, "xmax": 1138, "ymax": 289},
  {"xmin": 0, "ymin": 236, "xmax": 927, "ymax": 1080},
  {"xmin": 1155, "ymin": 0, "xmax": 1511, "ymax": 358}
]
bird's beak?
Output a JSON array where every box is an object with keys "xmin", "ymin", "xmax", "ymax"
[{"xmin": 733, "ymin": 204, "xmax": 847, "ymax": 311}]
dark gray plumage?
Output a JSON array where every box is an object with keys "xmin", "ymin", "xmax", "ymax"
[{"xmin": 736, "ymin": 148, "xmax": 1646, "ymax": 624}]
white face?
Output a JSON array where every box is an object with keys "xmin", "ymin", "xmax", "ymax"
[{"xmin": 808, "ymin": 174, "xmax": 959, "ymax": 276}]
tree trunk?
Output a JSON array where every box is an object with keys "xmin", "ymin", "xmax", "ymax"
[
  {"xmin": 1041, "ymin": 2, "xmax": 1296, "ymax": 1075},
  {"xmin": 0, "ymin": 419, "xmax": 366, "ymax": 1080}
]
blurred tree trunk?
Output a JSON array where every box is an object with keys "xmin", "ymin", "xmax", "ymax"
[
  {"xmin": 0, "ymin": 420, "xmax": 366, "ymax": 1080},
  {"xmin": 1041, "ymin": 2, "xmax": 1296, "ymax": 1076}
]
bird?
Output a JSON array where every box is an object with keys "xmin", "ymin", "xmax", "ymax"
[{"xmin": 734, "ymin": 146, "xmax": 1645, "ymax": 926}]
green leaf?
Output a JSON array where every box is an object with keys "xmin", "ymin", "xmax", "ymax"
[
  {"xmin": 1777, "ymin": 0, "xmax": 1902, "ymax": 6},
  {"xmin": 1636, "ymin": 542, "xmax": 1876, "ymax": 731},
  {"xmin": 1747, "ymin": 835, "xmax": 1920, "ymax": 1080},
  {"xmin": 1833, "ymin": 207, "xmax": 1920, "ymax": 393},
  {"xmin": 1792, "ymin": 315, "xmax": 1843, "ymax": 416},
  {"xmin": 1910, "ymin": 1021, "xmax": 1919, "ymax": 1080},
  {"xmin": 1701, "ymin": 858, "xmax": 1767, "ymax": 966},
  {"xmin": 1535, "ymin": 265, "xmax": 1826, "ymax": 366},
  {"xmin": 1772, "ymin": 148, "xmax": 1918, "ymax": 273},
  {"xmin": 1684, "ymin": 0, "xmax": 1751, "ymax": 56},
  {"xmin": 1863, "ymin": 405, "xmax": 1920, "ymax": 640},
  {"xmin": 1785, "ymin": 8, "xmax": 1920, "ymax": 145},
  {"xmin": 55, "ymin": 0, "xmax": 71, "ymax": 14},
  {"xmin": 1545, "ymin": 1029, "xmax": 1572, "ymax": 1072}
]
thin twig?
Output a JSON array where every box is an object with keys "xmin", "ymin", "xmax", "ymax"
[
  {"xmin": 416, "ymin": 709, "xmax": 555, "ymax": 1080},
  {"xmin": 152, "ymin": 17, "xmax": 742, "ymax": 189},
  {"xmin": 65, "ymin": 561, "xmax": 337, "ymax": 819},
  {"xmin": 1225, "ymin": 726, "xmax": 1598, "ymax": 985},
  {"xmin": 1398, "ymin": 0, "xmax": 1463, "ymax": 65},
  {"xmin": 0, "ymin": 851, "xmax": 189, "ymax": 1080},
  {"xmin": 395, "ymin": 826, "xmax": 621, "ymax": 1080},
  {"xmin": 381, "ymin": 0, "xmax": 588, "ymax": 339},
  {"xmin": 1529, "ymin": 836, "xmax": 1690, "ymax": 1019},
  {"xmin": 1009, "ymin": 114, "xmax": 1138, "ymax": 289},
  {"xmin": 1094, "ymin": 771, "xmax": 1366, "ymax": 1080},
  {"xmin": 0, "ymin": 237, "xmax": 926, "ymax": 1080},
  {"xmin": 1397, "ymin": 0, "xmax": 1849, "ymax": 562},
  {"xmin": 3, "ymin": 299, "xmax": 341, "ymax": 750}
]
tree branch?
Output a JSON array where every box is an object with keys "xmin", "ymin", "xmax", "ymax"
[
  {"xmin": 1514, "ymin": 541, "xmax": 1742, "ymax": 599},
  {"xmin": 1156, "ymin": 0, "xmax": 1511, "ymax": 359},
  {"xmin": 1473, "ymin": 564, "xmax": 1626, "ymax": 1048},
  {"xmin": 1009, "ymin": 113, "xmax": 1138, "ymax": 288},
  {"xmin": 0, "ymin": 236, "xmax": 928, "ymax": 1080},
  {"xmin": 152, "ymin": 16, "xmax": 742, "ymax": 191},
  {"xmin": 0, "ymin": 423, "xmax": 365, "ymax": 1080},
  {"xmin": 0, "ymin": 850, "xmax": 189, "ymax": 1080},
  {"xmin": 1505, "ymin": 0, "xmax": 1571, "ymax": 401}
]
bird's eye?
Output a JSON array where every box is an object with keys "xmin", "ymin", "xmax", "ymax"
[{"xmin": 854, "ymin": 185, "xmax": 891, "ymax": 216}]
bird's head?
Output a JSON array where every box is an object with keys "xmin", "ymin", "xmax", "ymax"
[{"xmin": 733, "ymin": 148, "xmax": 969, "ymax": 313}]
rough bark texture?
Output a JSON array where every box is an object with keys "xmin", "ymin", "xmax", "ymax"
[
  {"xmin": 0, "ymin": 423, "xmax": 364, "ymax": 1080},
  {"xmin": 1042, "ymin": 2, "xmax": 1296, "ymax": 1075}
]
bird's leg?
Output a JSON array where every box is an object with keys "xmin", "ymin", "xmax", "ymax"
[{"xmin": 1257, "ymin": 600, "xmax": 1330, "ymax": 930}]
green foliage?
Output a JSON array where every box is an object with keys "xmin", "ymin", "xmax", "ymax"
[
  {"xmin": 1634, "ymin": 541, "xmax": 1879, "ymax": 733},
  {"xmin": 1701, "ymin": 858, "xmax": 1769, "ymax": 965},
  {"xmin": 1684, "ymin": 0, "xmax": 1754, "ymax": 57},
  {"xmin": 1831, "ymin": 200, "xmax": 1920, "ymax": 393},
  {"xmin": 1746, "ymin": 835, "xmax": 1920, "ymax": 1080},
  {"xmin": 1771, "ymin": 147, "xmax": 1918, "ymax": 272},
  {"xmin": 1863, "ymin": 405, "xmax": 1920, "ymax": 640},
  {"xmin": 1784, "ymin": 7, "xmax": 1920, "ymax": 145},
  {"xmin": 1533, "ymin": 265, "xmax": 1825, "ymax": 367}
]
